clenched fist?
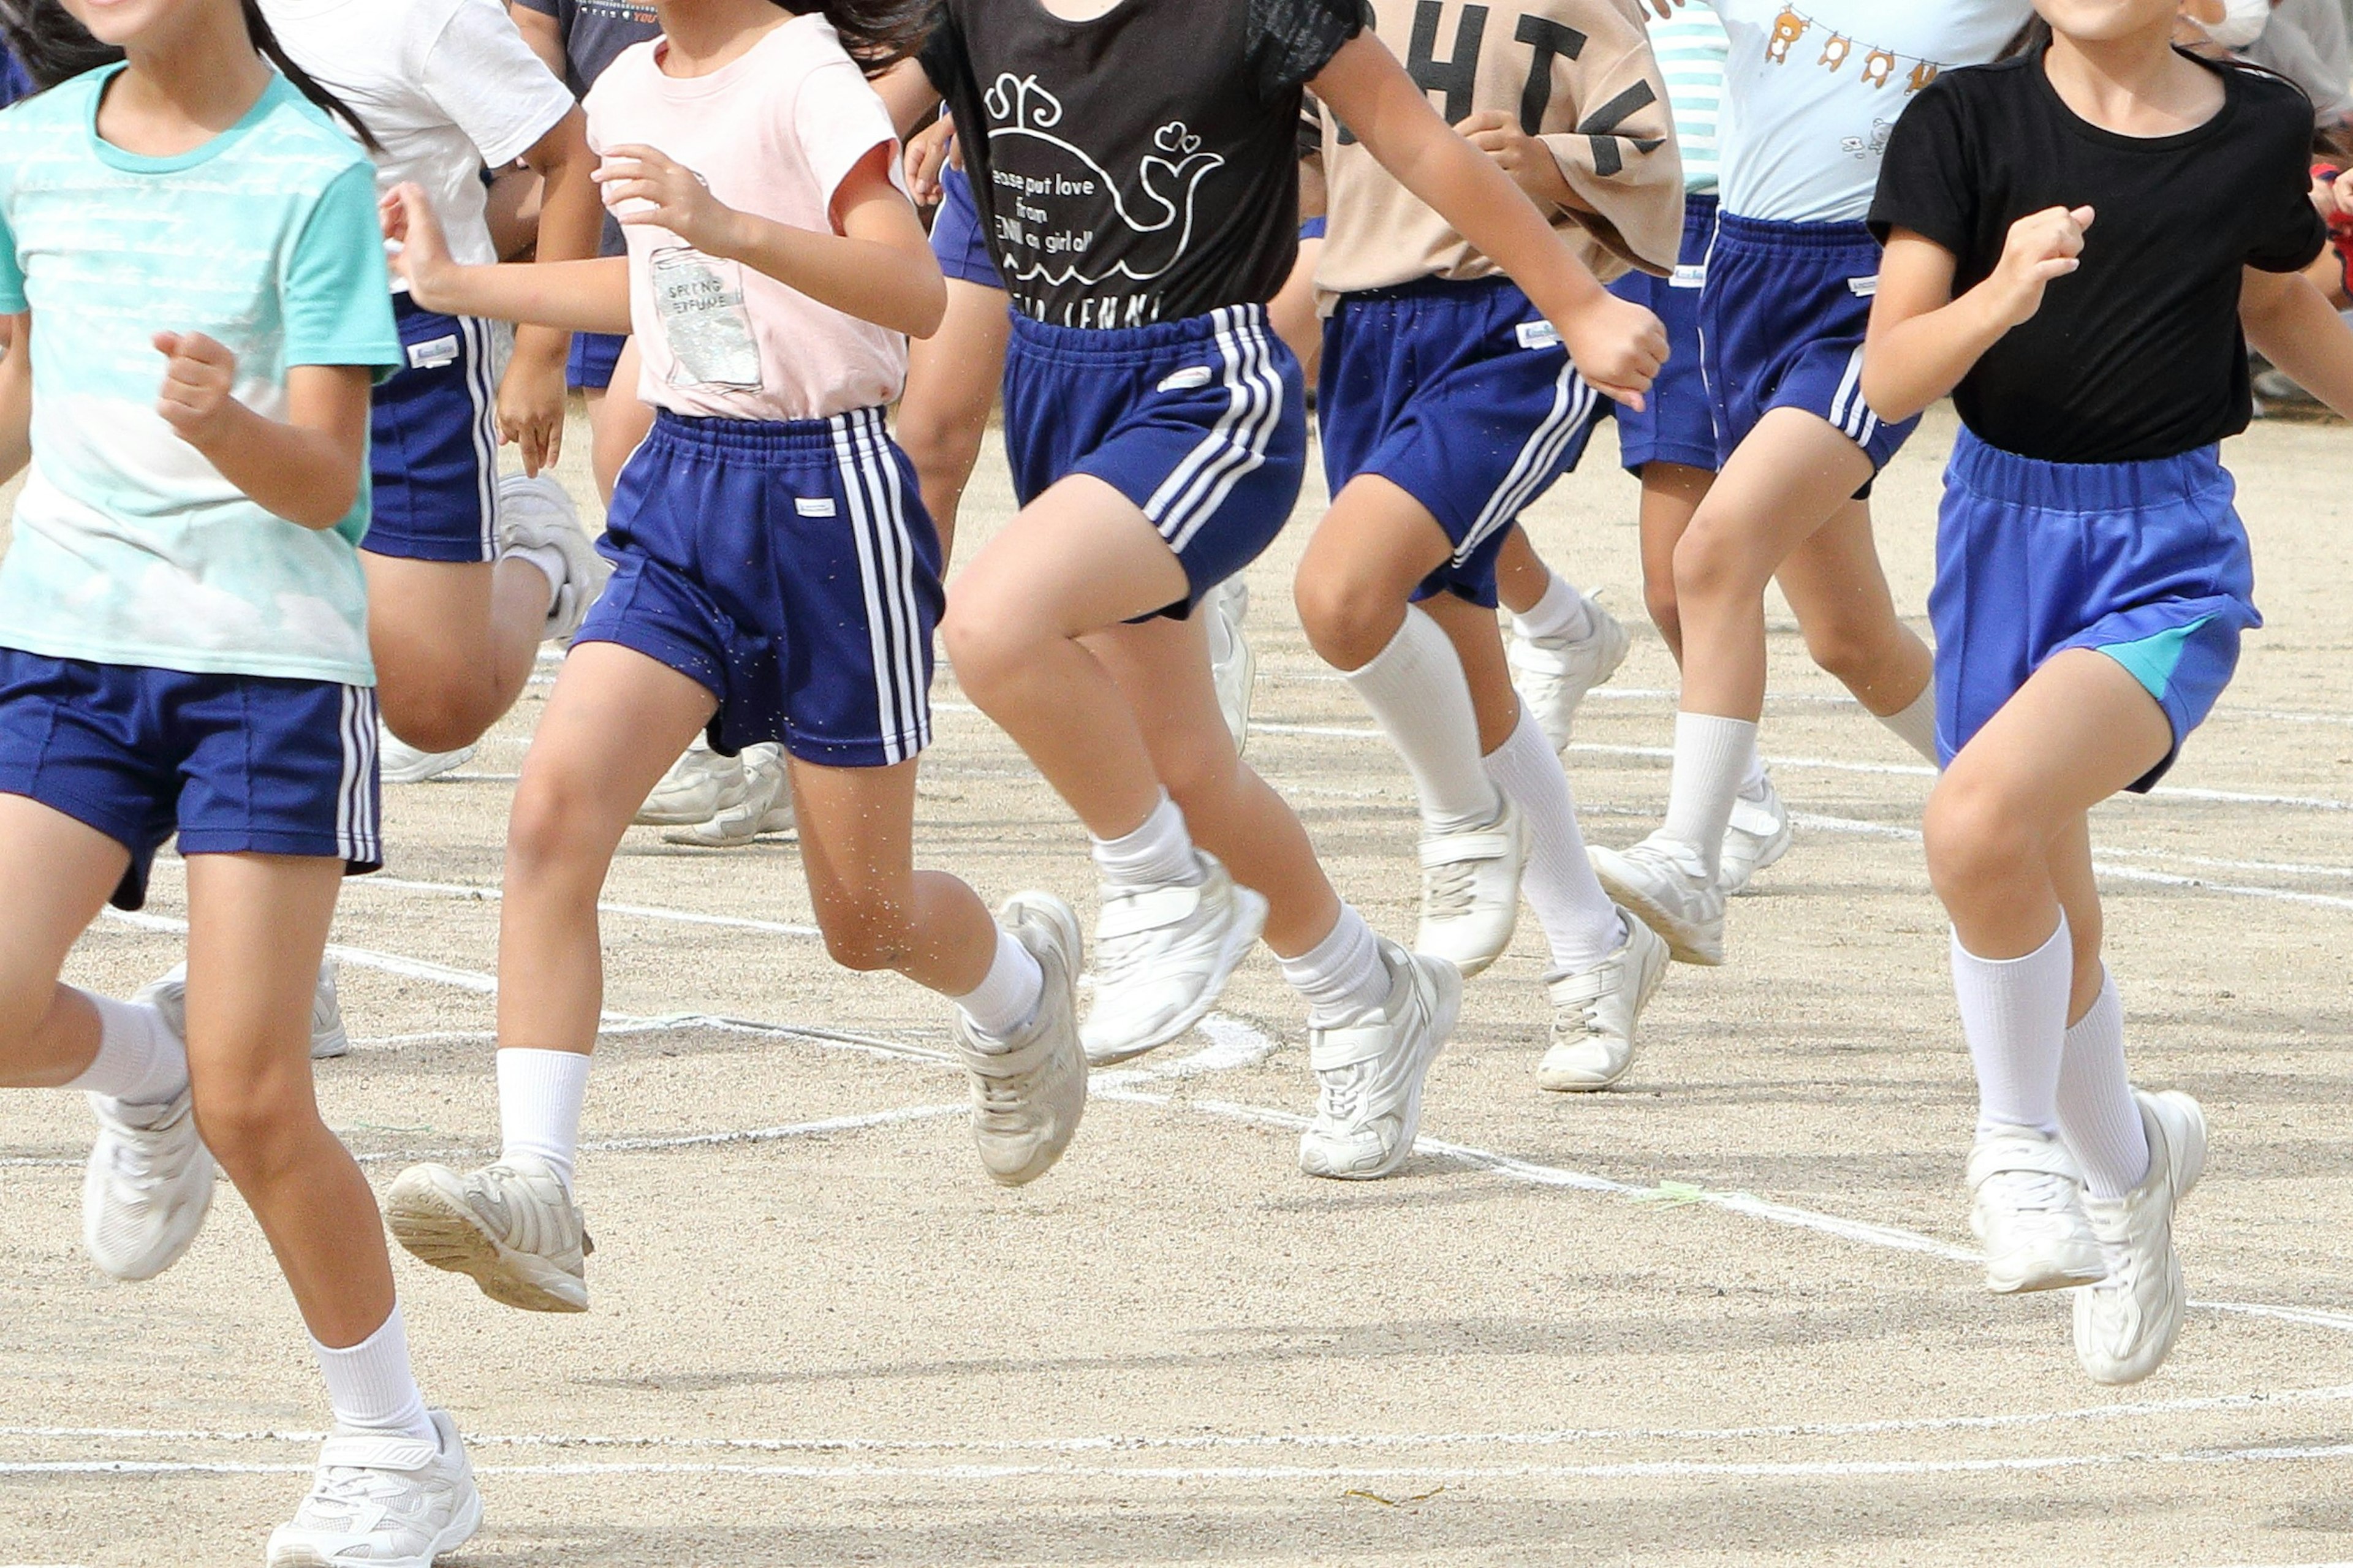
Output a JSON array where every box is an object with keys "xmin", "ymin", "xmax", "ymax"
[{"xmin": 153, "ymin": 331, "xmax": 241, "ymax": 449}]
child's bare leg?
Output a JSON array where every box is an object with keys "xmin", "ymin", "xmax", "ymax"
[
  {"xmin": 898, "ymin": 279, "xmax": 1012, "ymax": 561},
  {"xmin": 588, "ymin": 339, "xmax": 655, "ymax": 504},
  {"xmin": 1635, "ymin": 461, "xmax": 1713, "ymax": 662},
  {"xmin": 789, "ymin": 756, "xmax": 997, "ymax": 994},
  {"xmin": 0, "ymin": 798, "xmax": 131, "ymax": 1086},
  {"xmin": 1774, "ymin": 498, "xmax": 1936, "ymax": 743}
]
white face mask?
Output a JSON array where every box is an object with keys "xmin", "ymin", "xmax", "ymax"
[{"xmin": 2192, "ymin": 0, "xmax": 2275, "ymax": 50}]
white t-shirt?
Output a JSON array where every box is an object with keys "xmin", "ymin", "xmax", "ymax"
[
  {"xmin": 261, "ymin": 0, "xmax": 577, "ymax": 274},
  {"xmin": 587, "ymin": 15, "xmax": 911, "ymax": 423},
  {"xmin": 1708, "ymin": 0, "xmax": 2032, "ymax": 223}
]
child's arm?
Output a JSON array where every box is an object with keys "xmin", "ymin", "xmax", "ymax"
[
  {"xmin": 153, "ymin": 335, "xmax": 372, "ymax": 530},
  {"xmin": 875, "ymin": 59, "xmax": 945, "ymax": 140},
  {"xmin": 1311, "ymin": 34, "xmax": 1665, "ymax": 404},
  {"xmin": 0, "ymin": 312, "xmax": 29, "ymax": 483},
  {"xmin": 1861, "ymin": 207, "xmax": 2093, "ymax": 423},
  {"xmin": 2241, "ymin": 265, "xmax": 2353, "ymax": 414},
  {"xmin": 504, "ymin": 105, "xmax": 604, "ymax": 474},
  {"xmin": 598, "ymin": 142, "xmax": 946, "ymax": 340},
  {"xmin": 385, "ymin": 182, "xmax": 634, "ymax": 333}
]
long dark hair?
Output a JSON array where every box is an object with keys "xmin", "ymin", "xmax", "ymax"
[
  {"xmin": 1998, "ymin": 17, "xmax": 2051, "ymax": 60},
  {"xmin": 776, "ymin": 0, "xmax": 940, "ymax": 76}
]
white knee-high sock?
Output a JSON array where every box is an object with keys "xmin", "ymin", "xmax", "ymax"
[
  {"xmin": 1345, "ymin": 609, "xmax": 1503, "ymax": 836},
  {"xmin": 1877, "ymin": 682, "xmax": 1941, "ymax": 765},
  {"xmin": 1659, "ymin": 712, "xmax": 1756, "ymax": 879},
  {"xmin": 1484, "ymin": 706, "xmax": 1625, "ymax": 974},
  {"xmin": 66, "ymin": 991, "xmax": 188, "ymax": 1107},
  {"xmin": 498, "ymin": 1048, "xmax": 592, "ymax": 1195},
  {"xmin": 313, "ymin": 1304, "xmax": 434, "ymax": 1442},
  {"xmin": 1278, "ymin": 905, "xmax": 1389, "ymax": 1027},
  {"xmin": 1952, "ymin": 917, "xmax": 2072, "ymax": 1136},
  {"xmin": 2055, "ymin": 970, "xmax": 2151, "ymax": 1199}
]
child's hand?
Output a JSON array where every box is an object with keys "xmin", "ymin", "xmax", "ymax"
[
  {"xmin": 905, "ymin": 118, "xmax": 958, "ymax": 207},
  {"xmin": 1645, "ymin": 0, "xmax": 1685, "ymax": 15},
  {"xmin": 153, "ymin": 331, "xmax": 241, "ymax": 449},
  {"xmin": 382, "ymin": 183, "xmax": 461, "ymax": 314},
  {"xmin": 598, "ymin": 144, "xmax": 742, "ymax": 256},
  {"xmin": 1458, "ymin": 111, "xmax": 1571, "ymax": 210},
  {"xmin": 2311, "ymin": 167, "xmax": 2353, "ymax": 223},
  {"xmin": 1988, "ymin": 205, "xmax": 2094, "ymax": 327},
  {"xmin": 1552, "ymin": 290, "xmax": 1669, "ymax": 409}
]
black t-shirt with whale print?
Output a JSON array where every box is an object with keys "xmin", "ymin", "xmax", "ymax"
[{"xmin": 920, "ymin": 0, "xmax": 1366, "ymax": 328}]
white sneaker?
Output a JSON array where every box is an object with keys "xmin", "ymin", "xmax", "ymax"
[
  {"xmin": 1588, "ymin": 833, "xmax": 1726, "ymax": 966},
  {"xmin": 1967, "ymin": 1125, "xmax": 2104, "ymax": 1294},
  {"xmin": 958, "ymin": 893, "xmax": 1088, "ymax": 1185},
  {"xmin": 83, "ymin": 1085, "xmax": 213, "ymax": 1282},
  {"xmin": 1082, "ymin": 854, "xmax": 1267, "ymax": 1065},
  {"xmin": 378, "ymin": 727, "xmax": 474, "ymax": 786},
  {"xmin": 1509, "ymin": 594, "xmax": 1630, "ymax": 751},
  {"xmin": 498, "ymin": 471, "xmax": 609, "ymax": 644},
  {"xmin": 1719, "ymin": 775, "xmax": 1794, "ymax": 897},
  {"xmin": 1415, "ymin": 803, "xmax": 1528, "ymax": 979},
  {"xmin": 663, "ymin": 743, "xmax": 796, "ymax": 847},
  {"xmin": 1298, "ymin": 942, "xmax": 1463, "ymax": 1181},
  {"xmin": 1206, "ymin": 577, "xmax": 1256, "ymax": 755},
  {"xmin": 384, "ymin": 1154, "xmax": 593, "ymax": 1313},
  {"xmin": 267, "ymin": 1409, "xmax": 482, "ymax": 1568},
  {"xmin": 2075, "ymin": 1090, "xmax": 2208, "ymax": 1385},
  {"xmin": 1534, "ymin": 915, "xmax": 1670, "ymax": 1093},
  {"xmin": 143, "ymin": 961, "xmax": 348, "ymax": 1061},
  {"xmin": 635, "ymin": 738, "xmax": 747, "ymax": 827}
]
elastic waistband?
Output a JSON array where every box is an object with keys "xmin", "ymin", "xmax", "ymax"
[
  {"xmin": 1338, "ymin": 273, "xmax": 1528, "ymax": 307},
  {"xmin": 1008, "ymin": 304, "xmax": 1273, "ymax": 366},
  {"xmin": 649, "ymin": 405, "xmax": 893, "ymax": 459},
  {"xmin": 1713, "ymin": 211, "xmax": 1876, "ymax": 254},
  {"xmin": 1681, "ymin": 192, "xmax": 1719, "ymax": 236},
  {"xmin": 1948, "ymin": 426, "xmax": 2228, "ymax": 509}
]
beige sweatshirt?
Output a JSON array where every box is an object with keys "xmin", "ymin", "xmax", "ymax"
[{"xmin": 1316, "ymin": 0, "xmax": 1684, "ymax": 296}]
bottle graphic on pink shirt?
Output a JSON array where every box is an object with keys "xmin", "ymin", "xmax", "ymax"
[{"xmin": 650, "ymin": 245, "xmax": 762, "ymax": 392}]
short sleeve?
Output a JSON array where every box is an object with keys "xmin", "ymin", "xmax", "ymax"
[
  {"xmin": 794, "ymin": 59, "xmax": 907, "ymax": 232},
  {"xmin": 0, "ymin": 200, "xmax": 23, "ymax": 314},
  {"xmin": 2245, "ymin": 89, "xmax": 2330, "ymax": 273},
  {"xmin": 1867, "ymin": 79, "xmax": 1977, "ymax": 256},
  {"xmin": 420, "ymin": 0, "xmax": 578, "ymax": 168},
  {"xmin": 282, "ymin": 161, "xmax": 403, "ymax": 375},
  {"xmin": 1245, "ymin": 0, "xmax": 1368, "ymax": 100}
]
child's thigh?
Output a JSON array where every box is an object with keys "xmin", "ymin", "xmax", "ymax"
[
  {"xmin": 1942, "ymin": 648, "xmax": 2174, "ymax": 822},
  {"xmin": 954, "ymin": 474, "xmax": 1192, "ymax": 635},
  {"xmin": 515, "ymin": 644, "xmax": 716, "ymax": 847},
  {"xmin": 789, "ymin": 758, "xmax": 919, "ymax": 914},
  {"xmin": 181, "ymin": 852, "xmax": 343, "ymax": 1074},
  {"xmin": 0, "ymin": 795, "xmax": 131, "ymax": 997}
]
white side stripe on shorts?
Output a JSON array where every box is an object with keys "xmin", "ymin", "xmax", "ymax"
[
  {"xmin": 1827, "ymin": 344, "xmax": 1880, "ymax": 450},
  {"xmin": 335, "ymin": 686, "xmax": 381, "ymax": 866},
  {"xmin": 1143, "ymin": 306, "xmax": 1285, "ymax": 555},
  {"xmin": 832, "ymin": 409, "xmax": 930, "ymax": 765},
  {"xmin": 457, "ymin": 316, "xmax": 501, "ymax": 561},
  {"xmin": 1455, "ymin": 365, "xmax": 1597, "ymax": 566}
]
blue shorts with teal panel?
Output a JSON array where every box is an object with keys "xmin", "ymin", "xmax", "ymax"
[{"xmin": 1931, "ymin": 428, "xmax": 2259, "ymax": 792}]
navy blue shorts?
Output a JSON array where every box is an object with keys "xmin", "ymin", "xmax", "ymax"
[
  {"xmin": 0, "ymin": 651, "xmax": 381, "ymax": 911},
  {"xmin": 366, "ymin": 298, "xmax": 501, "ymax": 564},
  {"xmin": 1609, "ymin": 192, "xmax": 1718, "ymax": 474},
  {"xmin": 930, "ymin": 167, "xmax": 1002, "ymax": 290},
  {"xmin": 567, "ymin": 331, "xmax": 628, "ymax": 392},
  {"xmin": 1700, "ymin": 213, "xmax": 1915, "ymax": 493},
  {"xmin": 1319, "ymin": 275, "xmax": 1602, "ymax": 609},
  {"xmin": 1932, "ymin": 429, "xmax": 2260, "ymax": 793},
  {"xmin": 580, "ymin": 407, "xmax": 942, "ymax": 768},
  {"xmin": 1002, "ymin": 306, "xmax": 1307, "ymax": 619}
]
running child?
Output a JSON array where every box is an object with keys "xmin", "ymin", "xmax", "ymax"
[
  {"xmin": 1590, "ymin": 0, "xmax": 2031, "ymax": 968},
  {"xmin": 1865, "ymin": 0, "xmax": 2346, "ymax": 1384},
  {"xmin": 375, "ymin": 0, "xmax": 1090, "ymax": 1312},
  {"xmin": 262, "ymin": 0, "xmax": 610, "ymax": 784},
  {"xmin": 894, "ymin": 0, "xmax": 1667, "ymax": 1176},
  {"xmin": 1294, "ymin": 0, "xmax": 1683, "ymax": 1092},
  {"xmin": 0, "ymin": 1, "xmax": 478, "ymax": 1558}
]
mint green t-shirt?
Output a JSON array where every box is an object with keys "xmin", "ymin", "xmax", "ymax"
[{"xmin": 0, "ymin": 67, "xmax": 400, "ymax": 686}]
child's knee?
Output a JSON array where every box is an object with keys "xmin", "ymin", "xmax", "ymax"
[
  {"xmin": 192, "ymin": 1072, "xmax": 318, "ymax": 1184},
  {"xmin": 506, "ymin": 767, "xmax": 607, "ymax": 879},
  {"xmin": 1292, "ymin": 555, "xmax": 1404, "ymax": 670},
  {"xmin": 1670, "ymin": 513, "xmax": 1761, "ymax": 605},
  {"xmin": 379, "ymin": 685, "xmax": 488, "ymax": 756},
  {"xmin": 1798, "ymin": 608, "xmax": 1893, "ymax": 689},
  {"xmin": 817, "ymin": 896, "xmax": 917, "ymax": 973},
  {"xmin": 1922, "ymin": 773, "xmax": 2035, "ymax": 901},
  {"xmin": 940, "ymin": 592, "xmax": 1043, "ymax": 698}
]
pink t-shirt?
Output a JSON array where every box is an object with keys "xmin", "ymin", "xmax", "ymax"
[{"xmin": 585, "ymin": 15, "xmax": 907, "ymax": 422}]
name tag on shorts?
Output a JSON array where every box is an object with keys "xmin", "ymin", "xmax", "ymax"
[
  {"xmin": 1515, "ymin": 320, "xmax": 1561, "ymax": 350},
  {"xmin": 1671, "ymin": 263, "xmax": 1707, "ymax": 289},
  {"xmin": 795, "ymin": 497, "xmax": 838, "ymax": 518},
  {"xmin": 406, "ymin": 334, "xmax": 461, "ymax": 371},
  {"xmin": 1848, "ymin": 275, "xmax": 1879, "ymax": 298},
  {"xmin": 1158, "ymin": 365, "xmax": 1215, "ymax": 392}
]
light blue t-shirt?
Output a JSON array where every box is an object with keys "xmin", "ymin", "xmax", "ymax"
[
  {"xmin": 0, "ymin": 66, "xmax": 400, "ymax": 686},
  {"xmin": 1651, "ymin": 12, "xmax": 1729, "ymax": 195}
]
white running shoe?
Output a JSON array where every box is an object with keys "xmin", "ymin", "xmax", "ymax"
[
  {"xmin": 1534, "ymin": 915, "xmax": 1670, "ymax": 1093},
  {"xmin": 2075, "ymin": 1090, "xmax": 2207, "ymax": 1385},
  {"xmin": 1966, "ymin": 1125, "xmax": 2104, "ymax": 1294},
  {"xmin": 378, "ymin": 727, "xmax": 474, "ymax": 786},
  {"xmin": 1415, "ymin": 802, "xmax": 1528, "ymax": 978},
  {"xmin": 1206, "ymin": 577, "xmax": 1256, "ymax": 755},
  {"xmin": 1508, "ymin": 594, "xmax": 1631, "ymax": 751},
  {"xmin": 498, "ymin": 471, "xmax": 609, "ymax": 644},
  {"xmin": 958, "ymin": 893, "xmax": 1088, "ymax": 1185},
  {"xmin": 143, "ymin": 960, "xmax": 348, "ymax": 1061},
  {"xmin": 83, "ymin": 1085, "xmax": 213, "ymax": 1282},
  {"xmin": 635, "ymin": 738, "xmax": 747, "ymax": 827},
  {"xmin": 267, "ymin": 1409, "xmax": 482, "ymax": 1568},
  {"xmin": 384, "ymin": 1154, "xmax": 593, "ymax": 1314},
  {"xmin": 663, "ymin": 743, "xmax": 795, "ymax": 848},
  {"xmin": 1082, "ymin": 854, "xmax": 1268, "ymax": 1065},
  {"xmin": 1298, "ymin": 942, "xmax": 1463, "ymax": 1181},
  {"xmin": 1588, "ymin": 834, "xmax": 1726, "ymax": 966},
  {"xmin": 1719, "ymin": 775, "xmax": 1794, "ymax": 898}
]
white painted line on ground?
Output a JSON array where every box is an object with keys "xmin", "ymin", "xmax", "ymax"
[
  {"xmin": 356, "ymin": 876, "xmax": 823, "ymax": 939},
  {"xmin": 585, "ymin": 1104, "xmax": 966, "ymax": 1154}
]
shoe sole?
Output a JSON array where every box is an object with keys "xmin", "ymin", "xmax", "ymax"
[
  {"xmin": 1590, "ymin": 858, "xmax": 1724, "ymax": 968},
  {"xmin": 1534, "ymin": 931, "xmax": 1669, "ymax": 1094},
  {"xmin": 1302, "ymin": 960, "xmax": 1463, "ymax": 1182},
  {"xmin": 1986, "ymin": 1256, "xmax": 2107, "ymax": 1294},
  {"xmin": 1083, "ymin": 887, "xmax": 1269, "ymax": 1066},
  {"xmin": 980, "ymin": 895, "xmax": 1089, "ymax": 1186},
  {"xmin": 384, "ymin": 1176, "xmax": 587, "ymax": 1314},
  {"xmin": 269, "ymin": 1484, "xmax": 482, "ymax": 1568}
]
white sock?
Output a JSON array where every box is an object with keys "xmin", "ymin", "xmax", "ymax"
[
  {"xmin": 1091, "ymin": 791, "xmax": 1202, "ymax": 891},
  {"xmin": 1739, "ymin": 743, "xmax": 1771, "ymax": 803},
  {"xmin": 1344, "ymin": 609, "xmax": 1502, "ymax": 836},
  {"xmin": 955, "ymin": 926, "xmax": 1045, "ymax": 1045},
  {"xmin": 1278, "ymin": 905, "xmax": 1389, "ymax": 1027},
  {"xmin": 1659, "ymin": 712, "xmax": 1756, "ymax": 879},
  {"xmin": 313, "ymin": 1304, "xmax": 434, "ymax": 1442},
  {"xmin": 1510, "ymin": 570, "xmax": 1591, "ymax": 643},
  {"xmin": 2055, "ymin": 970, "xmax": 2151, "ymax": 1199},
  {"xmin": 501, "ymin": 542, "xmax": 567, "ymax": 616},
  {"xmin": 66, "ymin": 992, "xmax": 188, "ymax": 1107},
  {"xmin": 1876, "ymin": 682, "xmax": 1940, "ymax": 765},
  {"xmin": 498, "ymin": 1048, "xmax": 591, "ymax": 1195},
  {"xmin": 1952, "ymin": 917, "xmax": 2072, "ymax": 1136},
  {"xmin": 1485, "ymin": 706, "xmax": 1626, "ymax": 974}
]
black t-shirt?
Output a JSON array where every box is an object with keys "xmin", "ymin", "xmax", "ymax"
[
  {"xmin": 1870, "ymin": 51, "xmax": 2327, "ymax": 464},
  {"xmin": 513, "ymin": 0, "xmax": 661, "ymax": 259},
  {"xmin": 920, "ymin": 0, "xmax": 1365, "ymax": 327}
]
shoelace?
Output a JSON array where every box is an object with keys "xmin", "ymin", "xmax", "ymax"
[
  {"xmin": 1556, "ymin": 966, "xmax": 1619, "ymax": 1037},
  {"xmin": 302, "ymin": 1462, "xmax": 431, "ymax": 1534},
  {"xmin": 1626, "ymin": 839, "xmax": 1710, "ymax": 889},
  {"xmin": 1423, "ymin": 858, "xmax": 1479, "ymax": 919},
  {"xmin": 1988, "ymin": 1168, "xmax": 2080, "ymax": 1219},
  {"xmin": 1094, "ymin": 928, "xmax": 1154, "ymax": 986},
  {"xmin": 1316, "ymin": 1062, "xmax": 1369, "ymax": 1125}
]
